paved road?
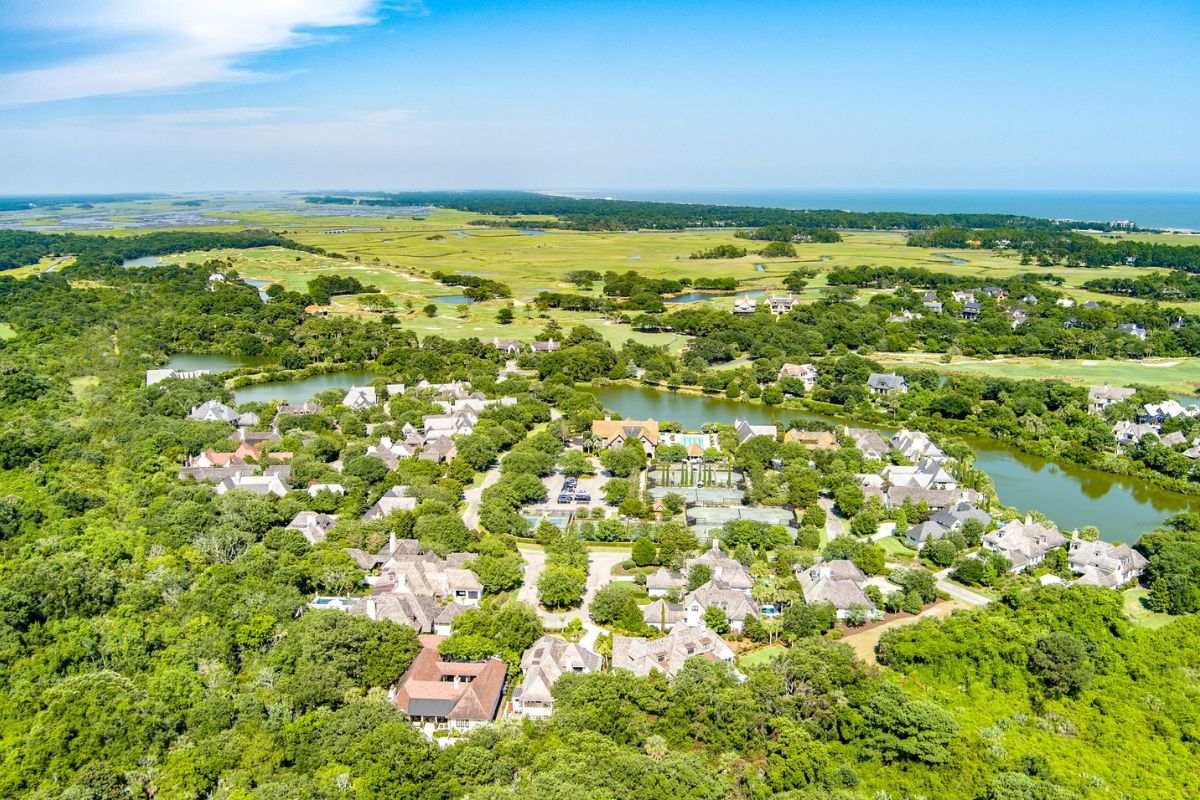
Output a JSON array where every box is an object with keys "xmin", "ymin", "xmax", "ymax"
[
  {"xmin": 461, "ymin": 466, "xmax": 501, "ymax": 529},
  {"xmin": 819, "ymin": 496, "xmax": 845, "ymax": 541},
  {"xmin": 934, "ymin": 568, "xmax": 992, "ymax": 606},
  {"xmin": 517, "ymin": 546, "xmax": 630, "ymax": 649}
]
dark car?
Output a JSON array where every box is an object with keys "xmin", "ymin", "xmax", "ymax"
[
  {"xmin": 575, "ymin": 492, "xmax": 591, "ymax": 502},
  {"xmin": 557, "ymin": 493, "xmax": 575, "ymax": 504}
]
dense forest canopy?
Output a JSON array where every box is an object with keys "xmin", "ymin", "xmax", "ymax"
[
  {"xmin": 303, "ymin": 191, "xmax": 1136, "ymax": 232},
  {"xmin": 908, "ymin": 226, "xmax": 1200, "ymax": 270}
]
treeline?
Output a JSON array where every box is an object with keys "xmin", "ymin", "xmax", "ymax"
[
  {"xmin": 0, "ymin": 228, "xmax": 324, "ymax": 272},
  {"xmin": 908, "ymin": 226, "xmax": 1200, "ymax": 270},
  {"xmin": 735, "ymin": 224, "xmax": 844, "ymax": 243},
  {"xmin": 690, "ymin": 244, "xmax": 747, "ymax": 259},
  {"xmin": 307, "ymin": 275, "xmax": 379, "ymax": 304},
  {"xmin": 430, "ymin": 270, "xmax": 512, "ymax": 300},
  {"xmin": 1083, "ymin": 270, "xmax": 1200, "ymax": 300},
  {"xmin": 0, "ymin": 192, "xmax": 163, "ymax": 212},
  {"xmin": 303, "ymin": 190, "xmax": 1132, "ymax": 232}
]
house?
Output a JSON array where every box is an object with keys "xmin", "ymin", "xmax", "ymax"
[
  {"xmin": 146, "ymin": 368, "xmax": 210, "ymax": 386},
  {"xmin": 361, "ymin": 486, "xmax": 418, "ymax": 520},
  {"xmin": 215, "ymin": 474, "xmax": 291, "ymax": 497},
  {"xmin": 420, "ymin": 437, "xmax": 458, "ymax": 464},
  {"xmin": 1021, "ymin": 294, "xmax": 1039, "ymax": 305},
  {"xmin": 981, "ymin": 286, "xmax": 1007, "ymax": 300},
  {"xmin": 795, "ymin": 560, "xmax": 879, "ymax": 620},
  {"xmin": 784, "ymin": 429, "xmax": 839, "ymax": 450},
  {"xmin": 886, "ymin": 309, "xmax": 923, "ymax": 323},
  {"xmin": 930, "ymin": 501, "xmax": 991, "ymax": 532},
  {"xmin": 885, "ymin": 486, "xmax": 981, "ymax": 511},
  {"xmin": 386, "ymin": 383, "xmax": 407, "ymax": 397},
  {"xmin": 342, "ymin": 386, "xmax": 378, "ymax": 410},
  {"xmin": 646, "ymin": 567, "xmax": 686, "ymax": 597},
  {"xmin": 376, "ymin": 549, "xmax": 484, "ymax": 607},
  {"xmin": 423, "ymin": 410, "xmax": 477, "ymax": 440},
  {"xmin": 492, "ymin": 338, "xmax": 522, "ymax": 355},
  {"xmin": 530, "ymin": 339, "xmax": 561, "ymax": 353},
  {"xmin": 777, "ymin": 362, "xmax": 818, "ymax": 391},
  {"xmin": 1117, "ymin": 323, "xmax": 1148, "ymax": 341},
  {"xmin": 350, "ymin": 593, "xmax": 467, "ymax": 636},
  {"xmin": 882, "ymin": 458, "xmax": 957, "ymax": 491},
  {"xmin": 641, "ymin": 598, "xmax": 686, "ymax": 630},
  {"xmin": 685, "ymin": 540, "xmax": 754, "ymax": 593},
  {"xmin": 1056, "ymin": 297, "xmax": 1076, "ymax": 308},
  {"xmin": 307, "ymin": 482, "xmax": 346, "ymax": 497},
  {"xmin": 1112, "ymin": 420, "xmax": 1159, "ymax": 447},
  {"xmin": 591, "ymin": 418, "xmax": 659, "ymax": 455},
  {"xmin": 512, "ymin": 637, "xmax": 602, "ymax": 717},
  {"xmin": 366, "ymin": 436, "xmax": 417, "ymax": 467},
  {"xmin": 734, "ymin": 418, "xmax": 777, "ymax": 444},
  {"xmin": 1160, "ymin": 431, "xmax": 1188, "ymax": 447},
  {"xmin": 951, "ymin": 291, "xmax": 975, "ymax": 304},
  {"xmin": 767, "ymin": 295, "xmax": 795, "ymax": 314},
  {"xmin": 982, "ymin": 518, "xmax": 1068, "ymax": 573},
  {"xmin": 891, "ymin": 429, "xmax": 946, "ymax": 463},
  {"xmin": 904, "ymin": 519, "xmax": 950, "ymax": 549},
  {"xmin": 394, "ymin": 636, "xmax": 506, "ymax": 735},
  {"xmin": 923, "ymin": 300, "xmax": 944, "ymax": 314},
  {"xmin": 287, "ymin": 511, "xmax": 337, "ymax": 544},
  {"xmin": 1141, "ymin": 400, "xmax": 1200, "ymax": 423},
  {"xmin": 1068, "ymin": 535, "xmax": 1148, "ymax": 589},
  {"xmin": 845, "ymin": 428, "xmax": 891, "ymax": 460},
  {"xmin": 1088, "ymin": 383, "xmax": 1137, "ymax": 415},
  {"xmin": 277, "ymin": 400, "xmax": 323, "ymax": 417},
  {"xmin": 866, "ymin": 373, "xmax": 907, "ymax": 395},
  {"xmin": 961, "ymin": 302, "xmax": 982, "ymax": 320},
  {"xmin": 188, "ymin": 400, "xmax": 241, "ymax": 424},
  {"xmin": 187, "ymin": 442, "xmax": 266, "ymax": 468},
  {"xmin": 682, "ymin": 579, "xmax": 760, "ymax": 633},
  {"xmin": 732, "ymin": 297, "xmax": 758, "ymax": 314},
  {"xmin": 1084, "ymin": 301, "xmax": 1100, "ymax": 309},
  {"xmin": 177, "ymin": 464, "xmax": 257, "ymax": 485},
  {"xmin": 611, "ymin": 625, "xmax": 735, "ymax": 677},
  {"xmin": 1008, "ymin": 309, "xmax": 1028, "ymax": 329}
]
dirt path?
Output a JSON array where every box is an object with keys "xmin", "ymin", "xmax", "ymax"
[{"xmin": 840, "ymin": 600, "xmax": 961, "ymax": 664}]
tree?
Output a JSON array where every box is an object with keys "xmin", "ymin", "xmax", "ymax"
[
  {"xmin": 617, "ymin": 596, "xmax": 646, "ymax": 634},
  {"xmin": 780, "ymin": 601, "xmax": 836, "ymax": 640},
  {"xmin": 924, "ymin": 538, "xmax": 959, "ymax": 567},
  {"xmin": 423, "ymin": 303, "xmax": 438, "ymax": 317},
  {"xmin": 1146, "ymin": 576, "xmax": 1171, "ymax": 612},
  {"xmin": 1028, "ymin": 631, "xmax": 1093, "ymax": 698},
  {"xmin": 538, "ymin": 564, "xmax": 586, "ymax": 610},
  {"xmin": 632, "ymin": 536, "xmax": 657, "ymax": 567},
  {"xmin": 497, "ymin": 307, "xmax": 514, "ymax": 325},
  {"xmin": 558, "ymin": 450, "xmax": 593, "ymax": 477},
  {"xmin": 686, "ymin": 563, "xmax": 712, "ymax": 591},
  {"xmin": 602, "ymin": 478, "xmax": 631, "ymax": 506},
  {"xmin": 600, "ymin": 440, "xmax": 647, "ymax": 477},
  {"xmin": 591, "ymin": 582, "xmax": 642, "ymax": 625},
  {"xmin": 862, "ymin": 684, "xmax": 958, "ymax": 764},
  {"xmin": 833, "ymin": 484, "xmax": 864, "ymax": 517},
  {"xmin": 703, "ymin": 605, "xmax": 729, "ymax": 634}
]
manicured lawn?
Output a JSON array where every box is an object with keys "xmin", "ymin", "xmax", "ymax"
[
  {"xmin": 1123, "ymin": 588, "xmax": 1175, "ymax": 629},
  {"xmin": 876, "ymin": 352, "xmax": 1200, "ymax": 395},
  {"xmin": 877, "ymin": 535, "xmax": 920, "ymax": 559},
  {"xmin": 738, "ymin": 643, "xmax": 787, "ymax": 668}
]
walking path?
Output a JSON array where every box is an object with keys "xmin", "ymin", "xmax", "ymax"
[
  {"xmin": 933, "ymin": 568, "xmax": 992, "ymax": 606},
  {"xmin": 819, "ymin": 496, "xmax": 845, "ymax": 542},
  {"xmin": 461, "ymin": 465, "xmax": 501, "ymax": 529}
]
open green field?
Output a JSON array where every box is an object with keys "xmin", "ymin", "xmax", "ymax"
[
  {"xmin": 876, "ymin": 352, "xmax": 1200, "ymax": 395},
  {"xmin": 1123, "ymin": 588, "xmax": 1175, "ymax": 629},
  {"xmin": 0, "ymin": 323, "xmax": 15, "ymax": 340},
  {"xmin": 738, "ymin": 644, "xmax": 787, "ymax": 668}
]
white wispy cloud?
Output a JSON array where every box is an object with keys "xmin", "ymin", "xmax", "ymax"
[{"xmin": 0, "ymin": 0, "xmax": 398, "ymax": 106}]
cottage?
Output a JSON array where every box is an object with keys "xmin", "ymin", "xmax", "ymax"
[
  {"xmin": 951, "ymin": 291, "xmax": 975, "ymax": 304},
  {"xmin": 287, "ymin": 511, "xmax": 337, "ymax": 544},
  {"xmin": 646, "ymin": 567, "xmax": 687, "ymax": 597},
  {"xmin": 904, "ymin": 520, "xmax": 950, "ymax": 549},
  {"xmin": 342, "ymin": 386, "xmax": 378, "ymax": 410},
  {"xmin": 591, "ymin": 418, "xmax": 659, "ymax": 455},
  {"xmin": 682, "ymin": 579, "xmax": 760, "ymax": 633},
  {"xmin": 611, "ymin": 625, "xmax": 735, "ymax": 677},
  {"xmin": 420, "ymin": 437, "xmax": 458, "ymax": 464},
  {"xmin": 732, "ymin": 297, "xmax": 758, "ymax": 314},
  {"xmin": 277, "ymin": 400, "xmax": 323, "ymax": 417},
  {"xmin": 215, "ymin": 474, "xmax": 291, "ymax": 497},
  {"xmin": 307, "ymin": 482, "xmax": 346, "ymax": 497},
  {"xmin": 777, "ymin": 362, "xmax": 818, "ymax": 391},
  {"xmin": 685, "ymin": 541, "xmax": 754, "ymax": 594},
  {"xmin": 891, "ymin": 429, "xmax": 946, "ymax": 463},
  {"xmin": 1141, "ymin": 400, "xmax": 1200, "ymax": 423},
  {"xmin": 982, "ymin": 518, "xmax": 1068, "ymax": 573},
  {"xmin": 188, "ymin": 400, "xmax": 241, "ymax": 424},
  {"xmin": 1068, "ymin": 535, "xmax": 1148, "ymax": 589},
  {"xmin": 882, "ymin": 459, "xmax": 957, "ymax": 491},
  {"xmin": 1088, "ymin": 383, "xmax": 1137, "ymax": 415},
  {"xmin": 885, "ymin": 486, "xmax": 981, "ymax": 511},
  {"xmin": 512, "ymin": 637, "xmax": 602, "ymax": 717},
  {"xmin": 961, "ymin": 302, "xmax": 982, "ymax": 320},
  {"xmin": 376, "ymin": 548, "xmax": 484, "ymax": 607},
  {"xmin": 930, "ymin": 501, "xmax": 991, "ymax": 532},
  {"xmin": 866, "ymin": 373, "xmax": 907, "ymax": 395},
  {"xmin": 886, "ymin": 309, "xmax": 923, "ymax": 323},
  {"xmin": 845, "ymin": 427, "xmax": 891, "ymax": 460},
  {"xmin": 767, "ymin": 295, "xmax": 796, "ymax": 314},
  {"xmin": 981, "ymin": 287, "xmax": 1007, "ymax": 300},
  {"xmin": 1112, "ymin": 420, "xmax": 1159, "ymax": 447},
  {"xmin": 641, "ymin": 598, "xmax": 686, "ymax": 630},
  {"xmin": 796, "ymin": 560, "xmax": 879, "ymax": 620},
  {"xmin": 1008, "ymin": 309, "xmax": 1028, "ymax": 329},
  {"xmin": 395, "ymin": 636, "xmax": 506, "ymax": 735},
  {"xmin": 1056, "ymin": 297, "xmax": 1076, "ymax": 308},
  {"xmin": 734, "ymin": 418, "xmax": 777, "ymax": 444},
  {"xmin": 530, "ymin": 339, "xmax": 561, "ymax": 353},
  {"xmin": 923, "ymin": 300, "xmax": 944, "ymax": 314}
]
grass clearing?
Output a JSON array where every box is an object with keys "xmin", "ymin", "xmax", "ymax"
[
  {"xmin": 0, "ymin": 323, "xmax": 15, "ymax": 340},
  {"xmin": 1123, "ymin": 588, "xmax": 1175, "ymax": 629},
  {"xmin": 738, "ymin": 644, "xmax": 787, "ymax": 668}
]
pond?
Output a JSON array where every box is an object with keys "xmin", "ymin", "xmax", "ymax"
[
  {"xmin": 585, "ymin": 384, "xmax": 1197, "ymax": 542},
  {"xmin": 432, "ymin": 294, "xmax": 474, "ymax": 305},
  {"xmin": 666, "ymin": 289, "xmax": 766, "ymax": 305},
  {"xmin": 122, "ymin": 256, "xmax": 165, "ymax": 268},
  {"xmin": 233, "ymin": 370, "xmax": 383, "ymax": 405},
  {"xmin": 933, "ymin": 252, "xmax": 969, "ymax": 265},
  {"xmin": 243, "ymin": 278, "xmax": 270, "ymax": 302}
]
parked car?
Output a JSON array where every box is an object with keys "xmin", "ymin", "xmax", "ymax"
[
  {"xmin": 575, "ymin": 492, "xmax": 591, "ymax": 502},
  {"xmin": 557, "ymin": 493, "xmax": 575, "ymax": 503}
]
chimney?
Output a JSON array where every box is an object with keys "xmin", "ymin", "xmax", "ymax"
[
  {"xmin": 367, "ymin": 597, "xmax": 377, "ymax": 620},
  {"xmin": 389, "ymin": 532, "xmax": 396, "ymax": 553}
]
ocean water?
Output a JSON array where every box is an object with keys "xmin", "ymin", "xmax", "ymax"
[{"xmin": 574, "ymin": 189, "xmax": 1200, "ymax": 231}]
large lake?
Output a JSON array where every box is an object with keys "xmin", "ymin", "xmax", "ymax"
[
  {"xmin": 165, "ymin": 354, "xmax": 380, "ymax": 405},
  {"xmin": 586, "ymin": 384, "xmax": 1196, "ymax": 542}
]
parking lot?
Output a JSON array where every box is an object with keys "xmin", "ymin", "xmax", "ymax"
[{"xmin": 541, "ymin": 470, "xmax": 607, "ymax": 512}]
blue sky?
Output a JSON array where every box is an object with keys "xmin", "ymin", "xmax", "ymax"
[{"xmin": 0, "ymin": 0, "xmax": 1197, "ymax": 192}]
